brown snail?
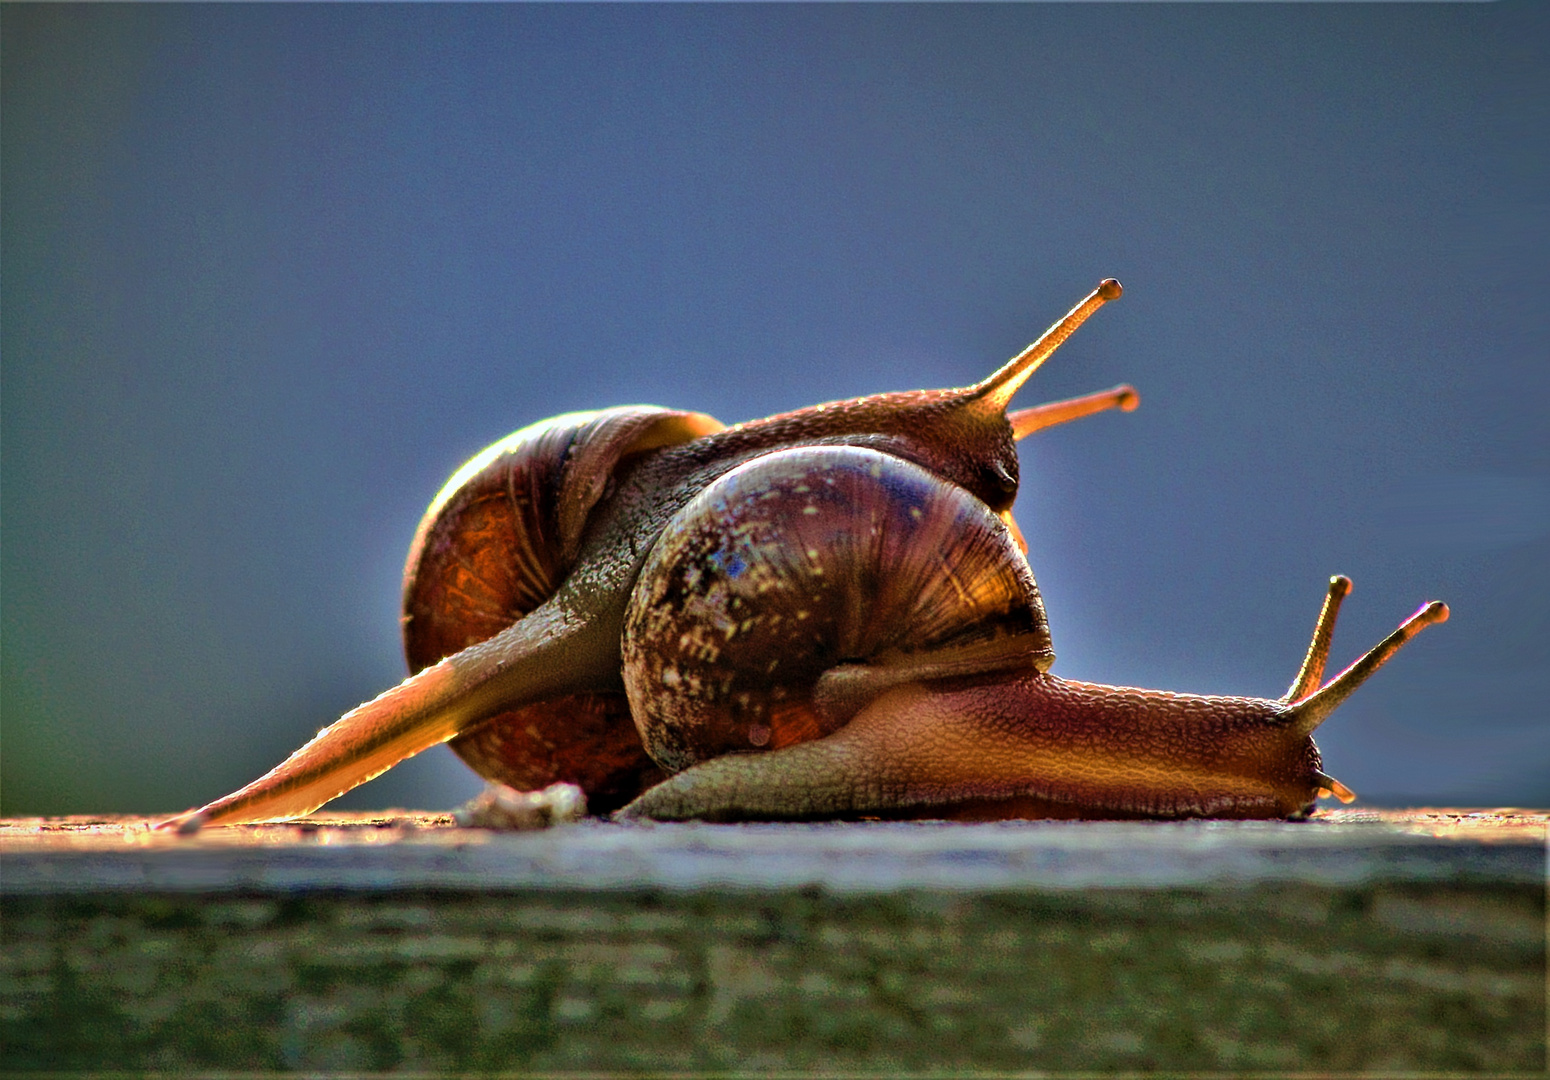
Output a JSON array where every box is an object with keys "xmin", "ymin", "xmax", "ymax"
[{"xmin": 162, "ymin": 279, "xmax": 1446, "ymax": 827}]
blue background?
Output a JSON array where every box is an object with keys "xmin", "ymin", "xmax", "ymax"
[{"xmin": 4, "ymin": 2, "xmax": 1546, "ymax": 815}]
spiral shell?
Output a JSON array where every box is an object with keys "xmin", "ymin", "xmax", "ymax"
[
  {"xmin": 622, "ymin": 445, "xmax": 1053, "ymax": 773},
  {"xmin": 401, "ymin": 406, "xmax": 722, "ymax": 810}
]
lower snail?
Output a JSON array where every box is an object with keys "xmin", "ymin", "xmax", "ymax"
[{"xmin": 163, "ymin": 280, "xmax": 1446, "ymax": 827}]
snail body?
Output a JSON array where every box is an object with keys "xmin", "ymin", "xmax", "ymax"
[
  {"xmin": 163, "ymin": 280, "xmax": 1446, "ymax": 827},
  {"xmin": 612, "ymin": 455, "xmax": 1444, "ymax": 822}
]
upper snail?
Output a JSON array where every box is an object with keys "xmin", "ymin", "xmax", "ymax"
[{"xmin": 162, "ymin": 280, "xmax": 1446, "ymax": 827}]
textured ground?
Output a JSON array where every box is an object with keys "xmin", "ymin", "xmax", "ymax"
[{"xmin": 1, "ymin": 809, "xmax": 1544, "ymax": 1074}]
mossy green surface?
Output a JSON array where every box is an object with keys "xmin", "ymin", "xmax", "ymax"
[{"xmin": 2, "ymin": 883, "xmax": 1543, "ymax": 1073}]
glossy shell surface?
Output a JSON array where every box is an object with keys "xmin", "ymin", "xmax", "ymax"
[
  {"xmin": 401, "ymin": 407, "xmax": 721, "ymax": 810},
  {"xmin": 622, "ymin": 445, "xmax": 1052, "ymax": 773}
]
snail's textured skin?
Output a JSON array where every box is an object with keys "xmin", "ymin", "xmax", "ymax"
[{"xmin": 618, "ymin": 675, "xmax": 1321, "ymax": 823}]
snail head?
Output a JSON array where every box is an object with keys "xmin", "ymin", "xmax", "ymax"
[{"xmin": 720, "ymin": 279, "xmax": 1133, "ymax": 518}]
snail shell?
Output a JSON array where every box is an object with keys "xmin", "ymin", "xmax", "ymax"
[
  {"xmin": 401, "ymin": 406, "xmax": 723, "ymax": 811},
  {"xmin": 622, "ymin": 445, "xmax": 1053, "ymax": 773}
]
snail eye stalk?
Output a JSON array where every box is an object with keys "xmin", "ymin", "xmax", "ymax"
[
  {"xmin": 1009, "ymin": 384, "xmax": 1139, "ymax": 441},
  {"xmin": 971, "ymin": 278, "xmax": 1123, "ymax": 414},
  {"xmin": 1284, "ymin": 599, "xmax": 1449, "ymax": 738}
]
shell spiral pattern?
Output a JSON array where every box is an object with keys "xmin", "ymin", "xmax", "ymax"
[{"xmin": 622, "ymin": 446, "xmax": 1053, "ymax": 773}]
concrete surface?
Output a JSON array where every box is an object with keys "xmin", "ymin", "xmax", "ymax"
[{"xmin": 1, "ymin": 809, "xmax": 1544, "ymax": 1074}]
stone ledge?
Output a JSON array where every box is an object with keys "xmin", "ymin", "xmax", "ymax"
[
  {"xmin": 2, "ymin": 808, "xmax": 1544, "ymax": 894},
  {"xmin": 1, "ymin": 810, "xmax": 1544, "ymax": 1074}
]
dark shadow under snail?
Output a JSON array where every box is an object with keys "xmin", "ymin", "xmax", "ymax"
[{"xmin": 161, "ymin": 280, "xmax": 1447, "ymax": 827}]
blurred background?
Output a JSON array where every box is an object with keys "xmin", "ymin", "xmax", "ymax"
[{"xmin": 4, "ymin": 3, "xmax": 1545, "ymax": 816}]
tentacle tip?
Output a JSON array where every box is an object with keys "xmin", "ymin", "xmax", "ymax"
[
  {"xmin": 1421, "ymin": 601, "xmax": 1449, "ymax": 626},
  {"xmin": 155, "ymin": 809, "xmax": 207, "ymax": 834},
  {"xmin": 1116, "ymin": 385, "xmax": 1141, "ymax": 411},
  {"xmin": 1329, "ymin": 574, "xmax": 1353, "ymax": 597},
  {"xmin": 176, "ymin": 811, "xmax": 210, "ymax": 835},
  {"xmin": 1314, "ymin": 772, "xmax": 1358, "ymax": 803},
  {"xmin": 1098, "ymin": 278, "xmax": 1123, "ymax": 300}
]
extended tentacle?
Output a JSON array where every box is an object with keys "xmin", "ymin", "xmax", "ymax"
[
  {"xmin": 970, "ymin": 279, "xmax": 1123, "ymax": 413},
  {"xmin": 1312, "ymin": 769, "xmax": 1358, "ymax": 804},
  {"xmin": 1284, "ymin": 600, "xmax": 1450, "ymax": 739},
  {"xmin": 1284, "ymin": 575, "xmax": 1353, "ymax": 703},
  {"xmin": 1009, "ymin": 384, "xmax": 1139, "ymax": 440}
]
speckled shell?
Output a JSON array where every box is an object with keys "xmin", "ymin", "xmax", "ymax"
[
  {"xmin": 401, "ymin": 406, "xmax": 723, "ymax": 811},
  {"xmin": 621, "ymin": 445, "xmax": 1054, "ymax": 773}
]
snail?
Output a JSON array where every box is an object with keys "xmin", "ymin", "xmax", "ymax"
[{"xmin": 161, "ymin": 279, "xmax": 1446, "ymax": 827}]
